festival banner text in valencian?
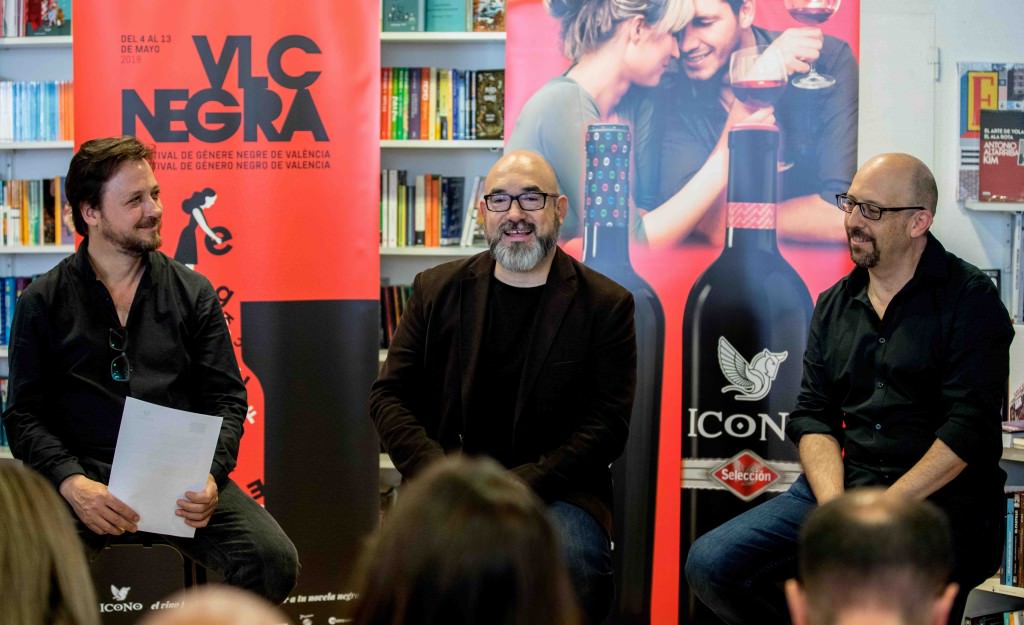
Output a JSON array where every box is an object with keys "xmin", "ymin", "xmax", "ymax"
[
  {"xmin": 74, "ymin": 3, "xmax": 381, "ymax": 622},
  {"xmin": 507, "ymin": 2, "xmax": 860, "ymax": 623}
]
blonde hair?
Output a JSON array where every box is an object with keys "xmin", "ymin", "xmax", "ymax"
[
  {"xmin": 0, "ymin": 463, "xmax": 100, "ymax": 625},
  {"xmin": 137, "ymin": 585, "xmax": 292, "ymax": 625},
  {"xmin": 547, "ymin": 0, "xmax": 693, "ymax": 61}
]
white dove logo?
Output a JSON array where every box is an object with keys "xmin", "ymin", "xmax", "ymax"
[
  {"xmin": 110, "ymin": 585, "xmax": 131, "ymax": 601},
  {"xmin": 718, "ymin": 336, "xmax": 788, "ymax": 401}
]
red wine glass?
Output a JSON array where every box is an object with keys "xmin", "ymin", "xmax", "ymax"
[{"xmin": 784, "ymin": 0, "xmax": 841, "ymax": 89}]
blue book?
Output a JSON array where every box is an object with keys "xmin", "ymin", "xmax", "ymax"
[
  {"xmin": 2, "ymin": 276, "xmax": 16, "ymax": 346},
  {"xmin": 382, "ymin": 0, "xmax": 425, "ymax": 32},
  {"xmin": 425, "ymin": 0, "xmax": 466, "ymax": 32}
]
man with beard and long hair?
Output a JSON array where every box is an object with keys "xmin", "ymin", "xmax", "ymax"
[
  {"xmin": 684, "ymin": 153, "xmax": 1011, "ymax": 625},
  {"xmin": 3, "ymin": 136, "xmax": 298, "ymax": 604},
  {"xmin": 370, "ymin": 150, "xmax": 637, "ymax": 625}
]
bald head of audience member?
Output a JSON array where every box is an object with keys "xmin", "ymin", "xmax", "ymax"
[
  {"xmin": 351, "ymin": 456, "xmax": 580, "ymax": 625},
  {"xmin": 785, "ymin": 488, "xmax": 957, "ymax": 625},
  {"xmin": 138, "ymin": 585, "xmax": 291, "ymax": 625},
  {"xmin": 0, "ymin": 462, "xmax": 100, "ymax": 625}
]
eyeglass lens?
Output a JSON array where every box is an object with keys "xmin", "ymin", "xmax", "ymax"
[{"xmin": 109, "ymin": 327, "xmax": 131, "ymax": 382}]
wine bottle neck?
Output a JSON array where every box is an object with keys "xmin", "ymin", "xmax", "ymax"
[
  {"xmin": 582, "ymin": 222, "xmax": 632, "ymax": 270},
  {"xmin": 726, "ymin": 201, "xmax": 778, "ymax": 251}
]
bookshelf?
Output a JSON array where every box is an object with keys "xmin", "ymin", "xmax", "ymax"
[
  {"xmin": 378, "ymin": 32, "xmax": 504, "ymax": 286},
  {"xmin": 0, "ymin": 37, "xmax": 73, "ymax": 458}
]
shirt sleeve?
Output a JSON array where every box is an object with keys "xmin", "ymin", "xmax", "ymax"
[
  {"xmin": 368, "ymin": 271, "xmax": 446, "ymax": 477},
  {"xmin": 933, "ymin": 274, "xmax": 1012, "ymax": 465},
  {"xmin": 811, "ymin": 36, "xmax": 859, "ymax": 203},
  {"xmin": 192, "ymin": 283, "xmax": 248, "ymax": 488},
  {"xmin": 3, "ymin": 287, "xmax": 86, "ymax": 488},
  {"xmin": 786, "ymin": 289, "xmax": 845, "ymax": 444}
]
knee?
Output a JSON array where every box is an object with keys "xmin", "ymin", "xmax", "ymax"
[
  {"xmin": 256, "ymin": 536, "xmax": 300, "ymax": 604},
  {"xmin": 685, "ymin": 532, "xmax": 722, "ymax": 592}
]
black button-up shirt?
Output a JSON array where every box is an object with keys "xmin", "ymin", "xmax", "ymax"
[
  {"xmin": 786, "ymin": 233, "xmax": 1012, "ymax": 511},
  {"xmin": 3, "ymin": 238, "xmax": 247, "ymax": 489}
]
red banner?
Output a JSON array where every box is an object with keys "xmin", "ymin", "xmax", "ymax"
[{"xmin": 74, "ymin": 2, "xmax": 381, "ymax": 620}]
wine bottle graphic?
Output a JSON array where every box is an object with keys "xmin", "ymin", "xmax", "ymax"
[
  {"xmin": 582, "ymin": 123, "xmax": 665, "ymax": 625},
  {"xmin": 679, "ymin": 123, "xmax": 812, "ymax": 624}
]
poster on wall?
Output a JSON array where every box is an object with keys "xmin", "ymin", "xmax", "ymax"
[
  {"xmin": 74, "ymin": 2, "xmax": 381, "ymax": 622},
  {"xmin": 506, "ymin": 1, "xmax": 858, "ymax": 624},
  {"xmin": 958, "ymin": 62, "xmax": 1024, "ymax": 201}
]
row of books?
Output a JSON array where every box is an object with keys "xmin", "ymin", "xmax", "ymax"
[
  {"xmin": 0, "ymin": 0, "xmax": 71, "ymax": 37},
  {"xmin": 1001, "ymin": 491, "xmax": 1024, "ymax": 589},
  {"xmin": 1, "ymin": 177, "xmax": 72, "ymax": 247},
  {"xmin": 380, "ymin": 170, "xmax": 487, "ymax": 249},
  {"xmin": 381, "ymin": 67, "xmax": 503, "ymax": 141},
  {"xmin": 0, "ymin": 80, "xmax": 74, "ymax": 143},
  {"xmin": 0, "ymin": 275, "xmax": 35, "ymax": 346},
  {"xmin": 380, "ymin": 284, "xmax": 413, "ymax": 349},
  {"xmin": 968, "ymin": 611, "xmax": 1024, "ymax": 625},
  {"xmin": 382, "ymin": 0, "xmax": 504, "ymax": 32},
  {"xmin": 0, "ymin": 377, "xmax": 7, "ymax": 448}
]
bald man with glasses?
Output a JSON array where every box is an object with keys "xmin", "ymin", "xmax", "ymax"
[
  {"xmin": 685, "ymin": 153, "xmax": 1012, "ymax": 625},
  {"xmin": 371, "ymin": 149, "xmax": 637, "ymax": 625}
]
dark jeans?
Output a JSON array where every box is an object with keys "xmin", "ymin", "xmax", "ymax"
[
  {"xmin": 78, "ymin": 480, "xmax": 300, "ymax": 604},
  {"xmin": 684, "ymin": 475, "xmax": 1004, "ymax": 625},
  {"xmin": 549, "ymin": 501, "xmax": 614, "ymax": 625}
]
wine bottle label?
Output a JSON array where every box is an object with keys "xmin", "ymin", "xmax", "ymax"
[
  {"xmin": 681, "ymin": 454, "xmax": 802, "ymax": 501},
  {"xmin": 585, "ymin": 124, "xmax": 630, "ymax": 229},
  {"xmin": 727, "ymin": 201, "xmax": 776, "ymax": 230}
]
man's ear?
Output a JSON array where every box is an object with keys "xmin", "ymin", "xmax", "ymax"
[
  {"xmin": 739, "ymin": 0, "xmax": 757, "ymax": 29},
  {"xmin": 932, "ymin": 583, "xmax": 958, "ymax": 625},
  {"xmin": 81, "ymin": 201, "xmax": 101, "ymax": 229},
  {"xmin": 909, "ymin": 208, "xmax": 934, "ymax": 238},
  {"xmin": 785, "ymin": 578, "xmax": 808, "ymax": 625},
  {"xmin": 556, "ymin": 193, "xmax": 569, "ymax": 222}
]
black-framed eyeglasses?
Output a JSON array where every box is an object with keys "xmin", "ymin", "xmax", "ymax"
[
  {"xmin": 483, "ymin": 192, "xmax": 558, "ymax": 212},
  {"xmin": 835, "ymin": 193, "xmax": 925, "ymax": 221},
  {"xmin": 109, "ymin": 327, "xmax": 131, "ymax": 382}
]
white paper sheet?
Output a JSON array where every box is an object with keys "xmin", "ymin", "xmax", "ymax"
[{"xmin": 107, "ymin": 397, "xmax": 223, "ymax": 538}]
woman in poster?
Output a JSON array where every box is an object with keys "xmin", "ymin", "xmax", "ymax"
[
  {"xmin": 174, "ymin": 187, "xmax": 223, "ymax": 269},
  {"xmin": 506, "ymin": 0, "xmax": 712, "ymax": 245}
]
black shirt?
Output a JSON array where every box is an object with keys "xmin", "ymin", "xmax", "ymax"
[
  {"xmin": 3, "ymin": 238, "xmax": 247, "ymax": 489},
  {"xmin": 786, "ymin": 233, "xmax": 1012, "ymax": 511},
  {"xmin": 464, "ymin": 276, "xmax": 545, "ymax": 466}
]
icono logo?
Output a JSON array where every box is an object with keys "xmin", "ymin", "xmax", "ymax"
[
  {"xmin": 717, "ymin": 336, "xmax": 787, "ymax": 401},
  {"xmin": 99, "ymin": 584, "xmax": 143, "ymax": 613}
]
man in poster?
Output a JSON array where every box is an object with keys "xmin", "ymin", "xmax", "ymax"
[{"xmin": 640, "ymin": 0, "xmax": 858, "ymax": 245}]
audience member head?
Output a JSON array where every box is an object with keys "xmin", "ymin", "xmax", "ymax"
[
  {"xmin": 137, "ymin": 585, "xmax": 291, "ymax": 625},
  {"xmin": 65, "ymin": 135, "xmax": 154, "ymax": 236},
  {"xmin": 0, "ymin": 462, "xmax": 100, "ymax": 625},
  {"xmin": 351, "ymin": 456, "xmax": 580, "ymax": 625},
  {"xmin": 547, "ymin": 0, "xmax": 692, "ymax": 62},
  {"xmin": 785, "ymin": 488, "xmax": 957, "ymax": 625}
]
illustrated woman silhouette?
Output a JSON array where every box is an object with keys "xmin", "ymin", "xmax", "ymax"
[{"xmin": 174, "ymin": 187, "xmax": 222, "ymax": 269}]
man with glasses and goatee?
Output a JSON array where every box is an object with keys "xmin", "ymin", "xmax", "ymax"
[
  {"xmin": 3, "ymin": 135, "xmax": 298, "ymax": 605},
  {"xmin": 371, "ymin": 149, "xmax": 637, "ymax": 625},
  {"xmin": 685, "ymin": 153, "xmax": 1012, "ymax": 625}
]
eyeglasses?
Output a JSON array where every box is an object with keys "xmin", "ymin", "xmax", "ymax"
[
  {"xmin": 835, "ymin": 193, "xmax": 924, "ymax": 221},
  {"xmin": 483, "ymin": 192, "xmax": 558, "ymax": 212},
  {"xmin": 109, "ymin": 327, "xmax": 131, "ymax": 382}
]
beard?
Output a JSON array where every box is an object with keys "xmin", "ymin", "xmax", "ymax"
[
  {"xmin": 488, "ymin": 216, "xmax": 560, "ymax": 273},
  {"xmin": 847, "ymin": 227, "xmax": 879, "ymax": 269},
  {"xmin": 102, "ymin": 216, "xmax": 162, "ymax": 256}
]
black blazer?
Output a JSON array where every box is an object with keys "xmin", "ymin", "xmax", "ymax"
[{"xmin": 370, "ymin": 248, "xmax": 636, "ymax": 534}]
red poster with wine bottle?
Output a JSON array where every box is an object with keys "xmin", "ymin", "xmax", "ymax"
[{"xmin": 506, "ymin": 2, "xmax": 859, "ymax": 624}]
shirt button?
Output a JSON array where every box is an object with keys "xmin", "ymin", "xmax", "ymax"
[
  {"xmin": 877, "ymin": 382, "xmax": 885, "ymax": 389},
  {"xmin": 875, "ymin": 423, "xmax": 882, "ymax": 430},
  {"xmin": 878, "ymin": 337, "xmax": 886, "ymax": 344}
]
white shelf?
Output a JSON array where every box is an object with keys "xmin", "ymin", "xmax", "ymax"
[
  {"xmin": 381, "ymin": 139, "xmax": 502, "ymax": 149},
  {"xmin": 978, "ymin": 578, "xmax": 1024, "ymax": 599},
  {"xmin": 0, "ymin": 140, "xmax": 73, "ymax": 150},
  {"xmin": 0, "ymin": 245, "xmax": 74, "ymax": 254},
  {"xmin": 381, "ymin": 246, "xmax": 485, "ymax": 257},
  {"xmin": 0, "ymin": 35, "xmax": 71, "ymax": 49},
  {"xmin": 381, "ymin": 32, "xmax": 504, "ymax": 43},
  {"xmin": 965, "ymin": 200, "xmax": 1024, "ymax": 213},
  {"xmin": 1005, "ymin": 447, "xmax": 1024, "ymax": 463}
]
